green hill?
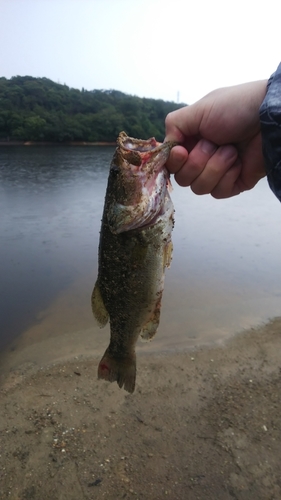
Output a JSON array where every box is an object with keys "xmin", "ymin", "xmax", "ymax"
[{"xmin": 0, "ymin": 76, "xmax": 185, "ymax": 143}]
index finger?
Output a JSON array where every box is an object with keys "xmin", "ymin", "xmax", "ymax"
[{"xmin": 166, "ymin": 145, "xmax": 189, "ymax": 174}]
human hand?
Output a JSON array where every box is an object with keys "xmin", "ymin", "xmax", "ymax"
[{"xmin": 165, "ymin": 81, "xmax": 268, "ymax": 198}]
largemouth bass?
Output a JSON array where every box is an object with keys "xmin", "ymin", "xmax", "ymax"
[{"xmin": 92, "ymin": 131, "xmax": 176, "ymax": 393}]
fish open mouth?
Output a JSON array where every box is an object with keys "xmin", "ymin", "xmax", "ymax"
[{"xmin": 117, "ymin": 131, "xmax": 177, "ymax": 155}]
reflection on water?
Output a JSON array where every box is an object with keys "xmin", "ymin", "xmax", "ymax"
[
  {"xmin": 0, "ymin": 147, "xmax": 109, "ymax": 347},
  {"xmin": 1, "ymin": 146, "xmax": 281, "ymax": 374}
]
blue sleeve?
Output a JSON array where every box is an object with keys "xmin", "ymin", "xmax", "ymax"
[{"xmin": 260, "ymin": 63, "xmax": 281, "ymax": 201}]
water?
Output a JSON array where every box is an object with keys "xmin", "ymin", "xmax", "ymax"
[{"xmin": 1, "ymin": 146, "xmax": 281, "ymax": 373}]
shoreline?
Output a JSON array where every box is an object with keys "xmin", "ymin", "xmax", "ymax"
[
  {"xmin": 0, "ymin": 140, "xmax": 116, "ymax": 146},
  {"xmin": 1, "ymin": 317, "xmax": 281, "ymax": 499}
]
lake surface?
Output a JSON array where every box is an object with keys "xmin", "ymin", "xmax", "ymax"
[{"xmin": 1, "ymin": 146, "xmax": 281, "ymax": 373}]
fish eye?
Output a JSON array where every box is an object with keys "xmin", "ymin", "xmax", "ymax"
[{"xmin": 124, "ymin": 151, "xmax": 142, "ymax": 167}]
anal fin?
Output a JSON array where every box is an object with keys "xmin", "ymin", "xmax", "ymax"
[
  {"xmin": 91, "ymin": 282, "xmax": 109, "ymax": 327},
  {"xmin": 140, "ymin": 296, "xmax": 162, "ymax": 341}
]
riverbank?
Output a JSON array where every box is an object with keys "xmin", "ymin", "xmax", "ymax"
[
  {"xmin": 0, "ymin": 141, "xmax": 116, "ymax": 146},
  {"xmin": 1, "ymin": 318, "xmax": 281, "ymax": 499}
]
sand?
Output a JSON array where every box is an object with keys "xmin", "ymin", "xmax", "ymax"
[{"xmin": 1, "ymin": 318, "xmax": 281, "ymax": 500}]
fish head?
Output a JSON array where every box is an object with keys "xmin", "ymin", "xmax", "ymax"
[
  {"xmin": 119, "ymin": 130, "xmax": 176, "ymax": 174},
  {"xmin": 107, "ymin": 132, "xmax": 177, "ymax": 233},
  {"xmin": 112, "ymin": 131, "xmax": 176, "ymax": 202}
]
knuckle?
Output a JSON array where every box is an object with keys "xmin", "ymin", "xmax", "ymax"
[
  {"xmin": 209, "ymin": 163, "xmax": 222, "ymax": 176},
  {"xmin": 165, "ymin": 112, "xmax": 175, "ymax": 128},
  {"xmin": 185, "ymin": 152, "xmax": 206, "ymax": 174}
]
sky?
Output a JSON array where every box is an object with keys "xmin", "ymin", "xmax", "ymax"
[{"xmin": 0, "ymin": 0, "xmax": 280, "ymax": 104}]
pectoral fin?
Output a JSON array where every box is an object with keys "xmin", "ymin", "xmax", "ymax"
[
  {"xmin": 107, "ymin": 202, "xmax": 146, "ymax": 234},
  {"xmin": 163, "ymin": 240, "xmax": 173, "ymax": 269},
  {"xmin": 91, "ymin": 282, "xmax": 109, "ymax": 327}
]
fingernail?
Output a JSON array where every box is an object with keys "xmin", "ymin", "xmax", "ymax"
[
  {"xmin": 219, "ymin": 145, "xmax": 237, "ymax": 160},
  {"xmin": 200, "ymin": 139, "xmax": 217, "ymax": 154}
]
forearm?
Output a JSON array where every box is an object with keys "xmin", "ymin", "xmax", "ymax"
[{"xmin": 260, "ymin": 63, "xmax": 281, "ymax": 201}]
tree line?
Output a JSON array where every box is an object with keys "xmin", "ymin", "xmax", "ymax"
[{"xmin": 0, "ymin": 76, "xmax": 185, "ymax": 143}]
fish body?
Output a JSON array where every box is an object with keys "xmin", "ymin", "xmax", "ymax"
[{"xmin": 92, "ymin": 132, "xmax": 176, "ymax": 393}]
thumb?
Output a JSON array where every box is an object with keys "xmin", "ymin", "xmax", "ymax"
[{"xmin": 165, "ymin": 103, "xmax": 203, "ymax": 143}]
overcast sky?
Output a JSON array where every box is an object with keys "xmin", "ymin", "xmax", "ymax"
[{"xmin": 1, "ymin": 0, "xmax": 280, "ymax": 104}]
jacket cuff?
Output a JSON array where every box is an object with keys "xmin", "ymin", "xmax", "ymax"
[{"xmin": 260, "ymin": 63, "xmax": 281, "ymax": 201}]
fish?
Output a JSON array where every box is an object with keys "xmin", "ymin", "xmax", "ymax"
[{"xmin": 91, "ymin": 131, "xmax": 176, "ymax": 393}]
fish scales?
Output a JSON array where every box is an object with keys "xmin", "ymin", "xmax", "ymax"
[{"xmin": 92, "ymin": 132, "xmax": 176, "ymax": 393}]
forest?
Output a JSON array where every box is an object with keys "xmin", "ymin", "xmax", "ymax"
[{"xmin": 0, "ymin": 76, "xmax": 185, "ymax": 143}]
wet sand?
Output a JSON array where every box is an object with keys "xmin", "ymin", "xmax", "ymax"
[{"xmin": 1, "ymin": 318, "xmax": 281, "ymax": 499}]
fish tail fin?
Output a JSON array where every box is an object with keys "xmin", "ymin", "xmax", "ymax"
[{"xmin": 98, "ymin": 349, "xmax": 136, "ymax": 393}]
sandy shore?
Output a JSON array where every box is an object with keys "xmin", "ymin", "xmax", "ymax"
[{"xmin": 1, "ymin": 318, "xmax": 281, "ymax": 500}]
